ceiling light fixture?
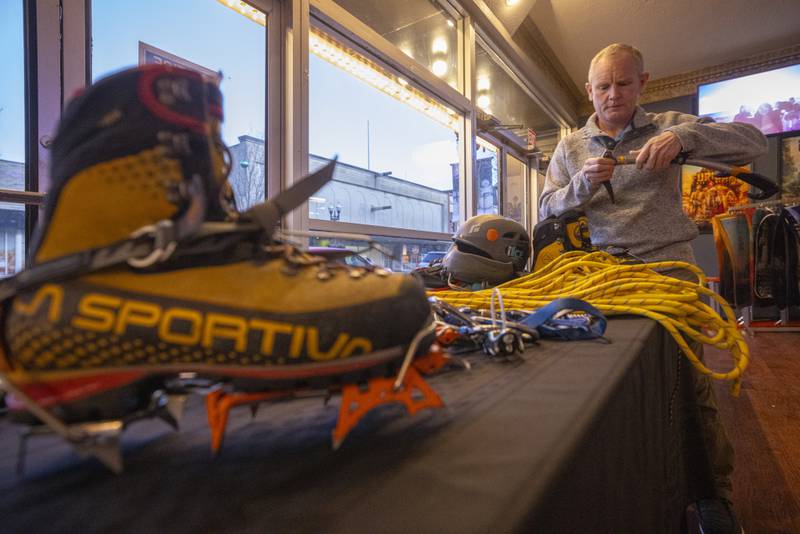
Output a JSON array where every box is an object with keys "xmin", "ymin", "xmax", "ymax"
[{"xmin": 431, "ymin": 59, "xmax": 448, "ymax": 77}]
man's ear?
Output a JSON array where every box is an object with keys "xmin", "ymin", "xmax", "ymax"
[
  {"xmin": 585, "ymin": 82, "xmax": 593, "ymax": 102},
  {"xmin": 639, "ymin": 71, "xmax": 650, "ymax": 91}
]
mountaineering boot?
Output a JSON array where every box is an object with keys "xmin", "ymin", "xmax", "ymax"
[
  {"xmin": 30, "ymin": 66, "xmax": 233, "ymax": 264},
  {"xmin": 0, "ymin": 65, "xmax": 432, "ymax": 423}
]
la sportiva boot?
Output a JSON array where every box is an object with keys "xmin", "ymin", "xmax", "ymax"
[{"xmin": 0, "ymin": 66, "xmax": 434, "ymax": 453}]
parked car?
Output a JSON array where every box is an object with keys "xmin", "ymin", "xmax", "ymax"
[
  {"xmin": 417, "ymin": 250, "xmax": 447, "ymax": 268},
  {"xmin": 308, "ymin": 247, "xmax": 388, "ymax": 270}
]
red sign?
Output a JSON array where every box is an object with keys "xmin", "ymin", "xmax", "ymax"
[
  {"xmin": 139, "ymin": 41, "xmax": 219, "ymax": 81},
  {"xmin": 527, "ymin": 129, "xmax": 536, "ymax": 150}
]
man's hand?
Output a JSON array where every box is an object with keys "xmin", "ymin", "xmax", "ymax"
[
  {"xmin": 634, "ymin": 131, "xmax": 683, "ymax": 170},
  {"xmin": 582, "ymin": 156, "xmax": 616, "ymax": 185}
]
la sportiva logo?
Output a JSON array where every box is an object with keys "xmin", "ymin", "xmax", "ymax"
[{"xmin": 13, "ymin": 284, "xmax": 373, "ymax": 362}]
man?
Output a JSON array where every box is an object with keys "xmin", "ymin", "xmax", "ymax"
[
  {"xmin": 540, "ymin": 43, "xmax": 766, "ymax": 265},
  {"xmin": 540, "ymin": 43, "xmax": 767, "ymax": 533}
]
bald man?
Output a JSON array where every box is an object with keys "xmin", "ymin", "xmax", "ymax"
[{"xmin": 540, "ymin": 44, "xmax": 765, "ymax": 533}]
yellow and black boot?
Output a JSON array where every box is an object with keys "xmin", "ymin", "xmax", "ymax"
[
  {"xmin": 531, "ymin": 210, "xmax": 593, "ymax": 272},
  {"xmin": 1, "ymin": 65, "xmax": 432, "ymax": 423}
]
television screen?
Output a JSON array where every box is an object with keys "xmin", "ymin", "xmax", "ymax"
[{"xmin": 697, "ymin": 64, "xmax": 800, "ymax": 135}]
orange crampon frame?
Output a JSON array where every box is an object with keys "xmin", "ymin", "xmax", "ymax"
[{"xmin": 203, "ymin": 346, "xmax": 452, "ymax": 455}]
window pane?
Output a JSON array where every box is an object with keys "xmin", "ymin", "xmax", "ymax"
[
  {"xmin": 0, "ymin": 0, "xmax": 26, "ymax": 188},
  {"xmin": 310, "ymin": 235, "xmax": 451, "ymax": 273},
  {"xmin": 531, "ymin": 167, "xmax": 544, "ymax": 227},
  {"xmin": 475, "ymin": 42, "xmax": 557, "ymax": 144},
  {"xmin": 332, "ymin": 0, "xmax": 461, "ymax": 92},
  {"xmin": 91, "ymin": 0, "xmax": 267, "ymax": 209},
  {"xmin": 309, "ymin": 29, "xmax": 460, "ymax": 234},
  {"xmin": 504, "ymin": 154, "xmax": 525, "ymax": 224},
  {"xmin": 476, "ymin": 138, "xmax": 499, "ymax": 215},
  {"xmin": 0, "ymin": 2, "xmax": 28, "ymax": 278},
  {"xmin": 0, "ymin": 203, "xmax": 25, "ymax": 277}
]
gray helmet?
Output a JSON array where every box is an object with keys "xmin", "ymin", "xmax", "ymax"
[{"xmin": 443, "ymin": 214, "xmax": 531, "ymax": 285}]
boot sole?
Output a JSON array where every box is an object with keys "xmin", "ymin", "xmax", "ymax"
[{"xmin": 4, "ymin": 344, "xmax": 409, "ymax": 412}]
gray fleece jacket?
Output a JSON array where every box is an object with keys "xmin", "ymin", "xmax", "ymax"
[{"xmin": 539, "ymin": 106, "xmax": 768, "ymax": 264}]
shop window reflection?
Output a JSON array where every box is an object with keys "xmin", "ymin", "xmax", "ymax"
[
  {"xmin": 475, "ymin": 41, "xmax": 558, "ymax": 152},
  {"xmin": 504, "ymin": 154, "xmax": 526, "ymax": 224},
  {"xmin": 476, "ymin": 139, "xmax": 499, "ymax": 215},
  {"xmin": 331, "ymin": 0, "xmax": 462, "ymax": 92}
]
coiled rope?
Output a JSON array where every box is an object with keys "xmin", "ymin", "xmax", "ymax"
[{"xmin": 430, "ymin": 250, "xmax": 747, "ymax": 396}]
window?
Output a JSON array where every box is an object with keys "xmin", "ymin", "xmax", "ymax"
[
  {"xmin": 308, "ymin": 28, "xmax": 461, "ymax": 234},
  {"xmin": 0, "ymin": 1, "xmax": 28, "ymax": 277},
  {"xmin": 91, "ymin": 0, "xmax": 267, "ymax": 209},
  {"xmin": 504, "ymin": 154, "xmax": 526, "ymax": 224},
  {"xmin": 310, "ymin": 235, "xmax": 451, "ymax": 273},
  {"xmin": 331, "ymin": 0, "xmax": 462, "ymax": 92},
  {"xmin": 475, "ymin": 40, "xmax": 557, "ymax": 151},
  {"xmin": 476, "ymin": 138, "xmax": 499, "ymax": 215}
]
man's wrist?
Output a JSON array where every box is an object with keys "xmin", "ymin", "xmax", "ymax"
[{"xmin": 665, "ymin": 126, "xmax": 692, "ymax": 152}]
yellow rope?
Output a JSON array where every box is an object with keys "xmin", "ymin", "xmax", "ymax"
[{"xmin": 430, "ymin": 251, "xmax": 747, "ymax": 396}]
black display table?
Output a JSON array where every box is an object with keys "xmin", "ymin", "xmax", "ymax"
[{"xmin": 0, "ymin": 317, "xmax": 711, "ymax": 533}]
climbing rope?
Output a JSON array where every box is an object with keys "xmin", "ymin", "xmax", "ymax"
[{"xmin": 430, "ymin": 250, "xmax": 748, "ymax": 396}]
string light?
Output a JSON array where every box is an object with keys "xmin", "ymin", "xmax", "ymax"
[
  {"xmin": 431, "ymin": 37, "xmax": 448, "ymax": 54},
  {"xmin": 215, "ymin": 1, "xmax": 461, "ymax": 132},
  {"xmin": 432, "ymin": 59, "xmax": 448, "ymax": 77},
  {"xmin": 310, "ymin": 30, "xmax": 460, "ymax": 131},
  {"xmin": 215, "ymin": 0, "xmax": 267, "ymax": 26},
  {"xmin": 476, "ymin": 73, "xmax": 492, "ymax": 113}
]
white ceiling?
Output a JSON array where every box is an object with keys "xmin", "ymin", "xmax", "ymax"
[{"xmin": 519, "ymin": 0, "xmax": 800, "ymax": 89}]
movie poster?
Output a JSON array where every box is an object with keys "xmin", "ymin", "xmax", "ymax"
[
  {"xmin": 782, "ymin": 135, "xmax": 800, "ymax": 198},
  {"xmin": 681, "ymin": 165, "xmax": 750, "ymax": 232}
]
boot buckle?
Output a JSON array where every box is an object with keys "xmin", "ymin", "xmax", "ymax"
[{"xmin": 128, "ymin": 220, "xmax": 178, "ymax": 268}]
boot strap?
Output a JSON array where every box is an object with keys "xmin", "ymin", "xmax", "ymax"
[{"xmin": 0, "ymin": 220, "xmax": 258, "ymax": 303}]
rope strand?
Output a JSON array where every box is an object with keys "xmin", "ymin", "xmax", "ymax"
[{"xmin": 430, "ymin": 251, "xmax": 747, "ymax": 396}]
